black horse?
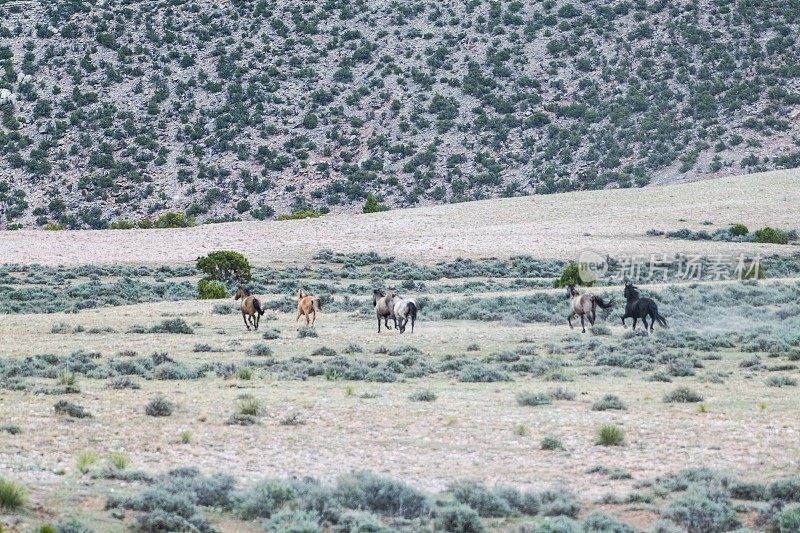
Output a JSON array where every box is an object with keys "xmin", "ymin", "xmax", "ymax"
[{"xmin": 622, "ymin": 282, "xmax": 667, "ymax": 332}]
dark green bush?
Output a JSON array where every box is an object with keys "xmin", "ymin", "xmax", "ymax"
[
  {"xmin": 730, "ymin": 223, "xmax": 748, "ymax": 236},
  {"xmin": 197, "ymin": 279, "xmax": 227, "ymax": 299},
  {"xmin": 753, "ymin": 227, "xmax": 789, "ymax": 244}
]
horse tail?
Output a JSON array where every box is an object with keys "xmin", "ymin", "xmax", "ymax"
[
  {"xmin": 594, "ymin": 295, "xmax": 614, "ymax": 310},
  {"xmin": 253, "ymin": 298, "xmax": 264, "ymax": 316},
  {"xmin": 408, "ymin": 301, "xmax": 417, "ymax": 332},
  {"xmin": 313, "ymin": 297, "xmax": 322, "ymax": 312},
  {"xmin": 654, "ymin": 308, "xmax": 668, "ymax": 328}
]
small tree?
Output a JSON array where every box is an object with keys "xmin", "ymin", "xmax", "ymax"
[
  {"xmin": 196, "ymin": 251, "xmax": 252, "ymax": 285},
  {"xmin": 362, "ymin": 193, "xmax": 388, "ymax": 214},
  {"xmin": 553, "ymin": 262, "xmax": 593, "ymax": 288},
  {"xmin": 729, "ymin": 223, "xmax": 748, "ymax": 237}
]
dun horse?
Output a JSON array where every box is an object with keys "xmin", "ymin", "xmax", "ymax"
[
  {"xmin": 566, "ymin": 284, "xmax": 615, "ymax": 333},
  {"xmin": 621, "ymin": 282, "xmax": 668, "ymax": 332},
  {"xmin": 296, "ymin": 289, "xmax": 322, "ymax": 326},
  {"xmin": 234, "ymin": 287, "xmax": 264, "ymax": 330},
  {"xmin": 373, "ymin": 289, "xmax": 396, "ymax": 333},
  {"xmin": 392, "ymin": 296, "xmax": 418, "ymax": 333}
]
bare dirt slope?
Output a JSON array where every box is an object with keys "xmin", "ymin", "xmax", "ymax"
[{"xmin": 2, "ymin": 169, "xmax": 799, "ymax": 266}]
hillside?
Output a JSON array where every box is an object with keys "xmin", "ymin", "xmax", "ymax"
[
  {"xmin": 1, "ymin": 0, "xmax": 800, "ymax": 228},
  {"xmin": 1, "ymin": 168, "xmax": 798, "ymax": 265}
]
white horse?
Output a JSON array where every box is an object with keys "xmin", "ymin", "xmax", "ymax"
[{"xmin": 392, "ymin": 297, "xmax": 418, "ymax": 333}]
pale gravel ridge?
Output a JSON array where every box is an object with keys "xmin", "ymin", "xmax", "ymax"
[{"xmin": 1, "ymin": 169, "xmax": 798, "ymax": 266}]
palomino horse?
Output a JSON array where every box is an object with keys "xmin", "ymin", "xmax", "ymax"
[
  {"xmin": 392, "ymin": 296, "xmax": 418, "ymax": 333},
  {"xmin": 296, "ymin": 289, "xmax": 322, "ymax": 326},
  {"xmin": 372, "ymin": 289, "xmax": 396, "ymax": 333},
  {"xmin": 234, "ymin": 287, "xmax": 264, "ymax": 330},
  {"xmin": 566, "ymin": 284, "xmax": 614, "ymax": 333},
  {"xmin": 622, "ymin": 282, "xmax": 667, "ymax": 332}
]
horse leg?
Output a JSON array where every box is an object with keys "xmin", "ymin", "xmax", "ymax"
[
  {"xmin": 649, "ymin": 312, "xmax": 656, "ymax": 332},
  {"xmin": 621, "ymin": 315, "xmax": 628, "ymax": 329},
  {"xmin": 632, "ymin": 318, "xmax": 638, "ymax": 330},
  {"xmin": 568, "ymin": 312, "xmax": 574, "ymax": 329},
  {"xmin": 580, "ymin": 315, "xmax": 585, "ymax": 333},
  {"xmin": 641, "ymin": 317, "xmax": 648, "ymax": 333},
  {"xmin": 311, "ymin": 310, "xmax": 316, "ymax": 326},
  {"xmin": 242, "ymin": 312, "xmax": 250, "ymax": 331},
  {"xmin": 589, "ymin": 310, "xmax": 596, "ymax": 326},
  {"xmin": 254, "ymin": 313, "xmax": 259, "ymax": 330},
  {"xmin": 377, "ymin": 316, "xmax": 381, "ymax": 333},
  {"xmin": 385, "ymin": 316, "xmax": 392, "ymax": 330}
]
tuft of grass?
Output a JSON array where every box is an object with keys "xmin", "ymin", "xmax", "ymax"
[
  {"xmin": 145, "ymin": 396, "xmax": 174, "ymax": 417},
  {"xmin": 696, "ymin": 403, "xmax": 709, "ymax": 413},
  {"xmin": 237, "ymin": 397, "xmax": 262, "ymax": 416},
  {"xmin": 540, "ymin": 436, "xmax": 565, "ymax": 451},
  {"xmin": 516, "ymin": 391, "xmax": 552, "ymax": 407},
  {"xmin": 591, "ymin": 394, "xmax": 626, "ymax": 411},
  {"xmin": 663, "ymin": 387, "xmax": 704, "ymax": 403},
  {"xmin": 235, "ymin": 367, "xmax": 253, "ymax": 380},
  {"xmin": 409, "ymin": 389, "xmax": 437, "ymax": 402},
  {"xmin": 757, "ymin": 401, "xmax": 768, "ymax": 411},
  {"xmin": 0, "ymin": 478, "xmax": 26, "ymax": 511},
  {"xmin": 595, "ymin": 424, "xmax": 625, "ymax": 446},
  {"xmin": 445, "ymin": 416, "xmax": 458, "ymax": 427},
  {"xmin": 76, "ymin": 450, "xmax": 99, "ymax": 474},
  {"xmin": 180, "ymin": 430, "xmax": 192, "ymax": 444},
  {"xmin": 108, "ymin": 451, "xmax": 130, "ymax": 470},
  {"xmin": 513, "ymin": 423, "xmax": 529, "ymax": 436},
  {"xmin": 343, "ymin": 386, "xmax": 355, "ymax": 397},
  {"xmin": 466, "ymin": 343, "xmax": 481, "ymax": 352},
  {"xmin": 57, "ymin": 371, "xmax": 78, "ymax": 386}
]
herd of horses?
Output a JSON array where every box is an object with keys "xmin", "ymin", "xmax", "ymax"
[{"xmin": 234, "ymin": 282, "xmax": 666, "ymax": 334}]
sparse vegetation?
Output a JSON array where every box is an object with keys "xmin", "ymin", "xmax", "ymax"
[{"xmin": 596, "ymin": 425, "xmax": 625, "ymax": 446}]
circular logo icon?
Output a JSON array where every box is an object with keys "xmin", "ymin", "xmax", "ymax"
[{"xmin": 577, "ymin": 249, "xmax": 607, "ymax": 283}]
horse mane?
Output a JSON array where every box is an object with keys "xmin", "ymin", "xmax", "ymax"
[{"xmin": 238, "ymin": 287, "xmax": 251, "ymax": 296}]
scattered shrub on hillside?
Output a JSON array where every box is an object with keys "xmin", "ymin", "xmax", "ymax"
[
  {"xmin": 409, "ymin": 389, "xmax": 437, "ymax": 402},
  {"xmin": 248, "ymin": 343, "xmax": 273, "ymax": 357},
  {"xmin": 298, "ymin": 327, "xmax": 318, "ymax": 338},
  {"xmin": 517, "ymin": 392, "xmax": 552, "ymax": 407},
  {"xmin": 145, "ymin": 396, "xmax": 173, "ymax": 417},
  {"xmin": 591, "ymin": 394, "xmax": 626, "ymax": 411},
  {"xmin": 766, "ymin": 375, "xmax": 798, "ymax": 387},
  {"xmin": 540, "ymin": 436, "xmax": 565, "ymax": 451},
  {"xmin": 435, "ymin": 504, "xmax": 486, "ymax": 532},
  {"xmin": 664, "ymin": 387, "xmax": 704, "ymax": 403},
  {"xmin": 53, "ymin": 400, "xmax": 91, "ymax": 418},
  {"xmin": 148, "ymin": 319, "xmax": 193, "ymax": 334}
]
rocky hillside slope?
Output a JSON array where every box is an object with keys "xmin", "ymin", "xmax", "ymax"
[{"xmin": 0, "ymin": 0, "xmax": 799, "ymax": 228}]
